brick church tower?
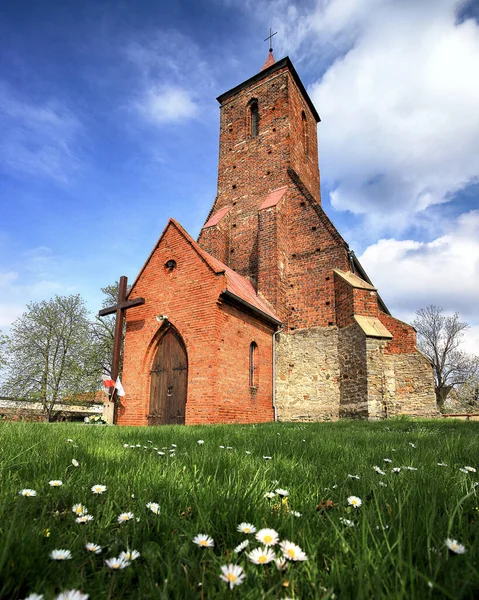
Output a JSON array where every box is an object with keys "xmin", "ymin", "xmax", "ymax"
[{"xmin": 118, "ymin": 51, "xmax": 437, "ymax": 426}]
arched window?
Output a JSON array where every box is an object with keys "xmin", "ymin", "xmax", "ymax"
[
  {"xmin": 302, "ymin": 111, "xmax": 309, "ymax": 155},
  {"xmin": 250, "ymin": 102, "xmax": 259, "ymax": 138},
  {"xmin": 249, "ymin": 342, "xmax": 258, "ymax": 387}
]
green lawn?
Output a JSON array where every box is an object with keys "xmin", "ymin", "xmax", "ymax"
[{"xmin": 0, "ymin": 419, "xmax": 478, "ymax": 599}]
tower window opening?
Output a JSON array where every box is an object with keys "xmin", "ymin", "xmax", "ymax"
[
  {"xmin": 250, "ymin": 101, "xmax": 259, "ymax": 138},
  {"xmin": 249, "ymin": 342, "xmax": 258, "ymax": 387}
]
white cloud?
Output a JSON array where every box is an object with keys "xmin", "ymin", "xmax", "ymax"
[
  {"xmin": 0, "ymin": 82, "xmax": 82, "ymax": 183},
  {"xmin": 358, "ymin": 209, "xmax": 479, "ymax": 353},
  {"xmin": 138, "ymin": 86, "xmax": 198, "ymax": 124}
]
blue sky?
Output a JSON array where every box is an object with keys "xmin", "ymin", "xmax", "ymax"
[{"xmin": 1, "ymin": 0, "xmax": 478, "ymax": 354}]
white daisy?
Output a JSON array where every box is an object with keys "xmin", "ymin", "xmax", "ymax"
[
  {"xmin": 219, "ymin": 564, "xmax": 245, "ymax": 589},
  {"xmin": 22, "ymin": 594, "xmax": 44, "ymax": 600},
  {"xmin": 437, "ymin": 462, "xmax": 448, "ymax": 467},
  {"xmin": 275, "ymin": 557, "xmax": 288, "ymax": 571},
  {"xmin": 19, "ymin": 489, "xmax": 37, "ymax": 497},
  {"xmin": 245, "ymin": 450, "xmax": 252, "ymax": 455},
  {"xmin": 383, "ymin": 458, "xmax": 392, "ymax": 463},
  {"xmin": 76, "ymin": 515, "xmax": 94, "ymax": 524},
  {"xmin": 409, "ymin": 442, "xmax": 417, "ymax": 448},
  {"xmin": 146, "ymin": 502, "xmax": 160, "ymax": 514},
  {"xmin": 197, "ymin": 440, "xmax": 205, "ymax": 445},
  {"xmin": 373, "ymin": 465, "xmax": 386, "ymax": 475},
  {"xmin": 255, "ymin": 528, "xmax": 279, "ymax": 546},
  {"xmin": 71, "ymin": 459, "xmax": 79, "ymax": 468},
  {"xmin": 171, "ymin": 443, "xmax": 177, "ymax": 448},
  {"xmin": 290, "ymin": 510, "xmax": 302, "ymax": 517},
  {"xmin": 347, "ymin": 496, "xmax": 362, "ymax": 508},
  {"xmin": 279, "ymin": 540, "xmax": 308, "ymax": 561},
  {"xmin": 445, "ymin": 538, "xmax": 466, "ymax": 554},
  {"xmin": 85, "ymin": 543, "xmax": 102, "ymax": 554},
  {"xmin": 263, "ymin": 456, "xmax": 272, "ymax": 460},
  {"xmin": 348, "ymin": 474, "xmax": 360, "ymax": 480},
  {"xmin": 50, "ymin": 549, "xmax": 72, "ymax": 561},
  {"xmin": 247, "ymin": 546, "xmax": 275, "ymax": 564},
  {"xmin": 233, "ymin": 540, "xmax": 249, "ymax": 554},
  {"xmin": 392, "ymin": 467, "xmax": 401, "ymax": 473},
  {"xmin": 406, "ymin": 466, "xmax": 418, "ymax": 471},
  {"xmin": 264, "ymin": 491, "xmax": 276, "ymax": 499},
  {"xmin": 192, "ymin": 534, "xmax": 214, "ymax": 548},
  {"xmin": 105, "ymin": 557, "xmax": 131, "ymax": 569},
  {"xmin": 157, "ymin": 451, "xmax": 165, "ymax": 455},
  {"xmin": 460, "ymin": 466, "xmax": 477, "ymax": 473},
  {"xmin": 123, "ymin": 443, "xmax": 129, "ymax": 448},
  {"xmin": 55, "ymin": 591, "xmax": 89, "ymax": 600},
  {"xmin": 119, "ymin": 549, "xmax": 140, "ymax": 561},
  {"xmin": 378, "ymin": 482, "xmax": 388, "ymax": 487},
  {"xmin": 339, "ymin": 517, "xmax": 355, "ymax": 527},
  {"xmin": 67, "ymin": 439, "xmax": 73, "ymax": 443},
  {"xmin": 49, "ymin": 480, "xmax": 63, "ymax": 487},
  {"xmin": 237, "ymin": 522, "xmax": 256, "ymax": 534},
  {"xmin": 91, "ymin": 484, "xmax": 107, "ymax": 494},
  {"xmin": 117, "ymin": 512, "xmax": 134, "ymax": 523},
  {"xmin": 275, "ymin": 488, "xmax": 289, "ymax": 497},
  {"xmin": 72, "ymin": 504, "xmax": 87, "ymax": 516}
]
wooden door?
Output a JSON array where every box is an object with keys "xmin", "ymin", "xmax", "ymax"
[{"xmin": 148, "ymin": 329, "xmax": 188, "ymax": 425}]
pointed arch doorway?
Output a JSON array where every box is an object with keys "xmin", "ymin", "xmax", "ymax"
[{"xmin": 148, "ymin": 328, "xmax": 188, "ymax": 425}]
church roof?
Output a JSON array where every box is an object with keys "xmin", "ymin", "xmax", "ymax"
[
  {"xmin": 261, "ymin": 50, "xmax": 276, "ymax": 71},
  {"xmin": 128, "ymin": 218, "xmax": 281, "ymax": 326}
]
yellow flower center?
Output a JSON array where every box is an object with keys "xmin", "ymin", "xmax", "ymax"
[
  {"xmin": 264, "ymin": 535, "xmax": 272, "ymax": 543},
  {"xmin": 244, "ymin": 528, "xmax": 250, "ymax": 533},
  {"xmin": 287, "ymin": 548, "xmax": 296, "ymax": 558},
  {"xmin": 258, "ymin": 555, "xmax": 268, "ymax": 563},
  {"xmin": 226, "ymin": 573, "xmax": 237, "ymax": 582},
  {"xmin": 200, "ymin": 540, "xmax": 207, "ymax": 546}
]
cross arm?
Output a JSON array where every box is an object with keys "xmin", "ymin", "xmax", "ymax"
[{"xmin": 98, "ymin": 297, "xmax": 145, "ymax": 317}]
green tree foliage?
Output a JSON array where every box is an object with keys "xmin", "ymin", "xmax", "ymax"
[
  {"xmin": 413, "ymin": 305, "xmax": 479, "ymax": 409},
  {"xmin": 1, "ymin": 294, "xmax": 101, "ymax": 420}
]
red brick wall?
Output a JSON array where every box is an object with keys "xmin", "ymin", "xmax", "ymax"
[
  {"xmin": 120, "ymin": 222, "xmax": 274, "ymax": 426},
  {"xmin": 378, "ymin": 313, "xmax": 417, "ymax": 355}
]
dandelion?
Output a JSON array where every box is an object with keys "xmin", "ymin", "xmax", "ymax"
[
  {"xmin": 348, "ymin": 474, "xmax": 360, "ymax": 480},
  {"xmin": 193, "ymin": 534, "xmax": 214, "ymax": 548},
  {"xmin": 19, "ymin": 489, "xmax": 37, "ymax": 497},
  {"xmin": 117, "ymin": 512, "xmax": 134, "ymax": 523},
  {"xmin": 347, "ymin": 496, "xmax": 362, "ymax": 508},
  {"xmin": 85, "ymin": 543, "xmax": 102, "ymax": 554},
  {"xmin": 264, "ymin": 491, "xmax": 276, "ymax": 499},
  {"xmin": 71, "ymin": 459, "xmax": 79, "ymax": 467},
  {"xmin": 146, "ymin": 502, "xmax": 160, "ymax": 514},
  {"xmin": 445, "ymin": 538, "xmax": 466, "ymax": 554},
  {"xmin": 105, "ymin": 557, "xmax": 131, "ymax": 569},
  {"xmin": 50, "ymin": 549, "xmax": 72, "ymax": 561},
  {"xmin": 55, "ymin": 592, "xmax": 89, "ymax": 600},
  {"xmin": 279, "ymin": 540, "xmax": 308, "ymax": 561},
  {"xmin": 119, "ymin": 549, "xmax": 140, "ymax": 561},
  {"xmin": 72, "ymin": 504, "xmax": 87, "ymax": 516},
  {"xmin": 233, "ymin": 540, "xmax": 249, "ymax": 554},
  {"xmin": 237, "ymin": 522, "xmax": 256, "ymax": 534},
  {"xmin": 255, "ymin": 528, "xmax": 279, "ymax": 546},
  {"xmin": 49, "ymin": 480, "xmax": 63, "ymax": 487},
  {"xmin": 275, "ymin": 557, "xmax": 288, "ymax": 571},
  {"xmin": 247, "ymin": 546, "xmax": 275, "ymax": 564},
  {"xmin": 219, "ymin": 564, "xmax": 245, "ymax": 590},
  {"xmin": 76, "ymin": 515, "xmax": 94, "ymax": 524},
  {"xmin": 275, "ymin": 488, "xmax": 289, "ymax": 497},
  {"xmin": 197, "ymin": 440, "xmax": 204, "ymax": 445}
]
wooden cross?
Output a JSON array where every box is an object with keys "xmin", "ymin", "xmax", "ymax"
[
  {"xmin": 264, "ymin": 28, "xmax": 277, "ymax": 52},
  {"xmin": 98, "ymin": 275, "xmax": 145, "ymax": 418}
]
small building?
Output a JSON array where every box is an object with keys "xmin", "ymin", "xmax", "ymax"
[{"xmin": 119, "ymin": 52, "xmax": 437, "ymax": 425}]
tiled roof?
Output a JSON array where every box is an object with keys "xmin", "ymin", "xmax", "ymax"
[
  {"xmin": 259, "ymin": 186, "xmax": 288, "ymax": 209},
  {"xmin": 203, "ymin": 205, "xmax": 232, "ymax": 228}
]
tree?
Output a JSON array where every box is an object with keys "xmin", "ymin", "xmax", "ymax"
[
  {"xmin": 1, "ymin": 294, "xmax": 101, "ymax": 421},
  {"xmin": 413, "ymin": 305, "xmax": 479, "ymax": 409},
  {"xmin": 89, "ymin": 282, "xmax": 123, "ymax": 379}
]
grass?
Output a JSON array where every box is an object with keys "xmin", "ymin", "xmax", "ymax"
[{"xmin": 0, "ymin": 419, "xmax": 478, "ymax": 599}]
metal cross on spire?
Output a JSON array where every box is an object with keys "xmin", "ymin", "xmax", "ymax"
[{"xmin": 264, "ymin": 28, "xmax": 277, "ymax": 52}]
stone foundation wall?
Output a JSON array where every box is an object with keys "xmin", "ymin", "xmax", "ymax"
[
  {"xmin": 385, "ymin": 353, "xmax": 438, "ymax": 417},
  {"xmin": 338, "ymin": 324, "xmax": 368, "ymax": 418},
  {"xmin": 275, "ymin": 327, "xmax": 340, "ymax": 421}
]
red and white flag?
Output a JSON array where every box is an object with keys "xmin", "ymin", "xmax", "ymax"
[
  {"xmin": 115, "ymin": 376, "xmax": 125, "ymax": 397},
  {"xmin": 102, "ymin": 375, "xmax": 115, "ymax": 389}
]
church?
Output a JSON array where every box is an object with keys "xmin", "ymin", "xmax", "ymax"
[{"xmin": 117, "ymin": 50, "xmax": 437, "ymax": 426}]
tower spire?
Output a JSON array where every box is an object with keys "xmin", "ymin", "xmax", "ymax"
[{"xmin": 261, "ymin": 28, "xmax": 277, "ymax": 71}]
